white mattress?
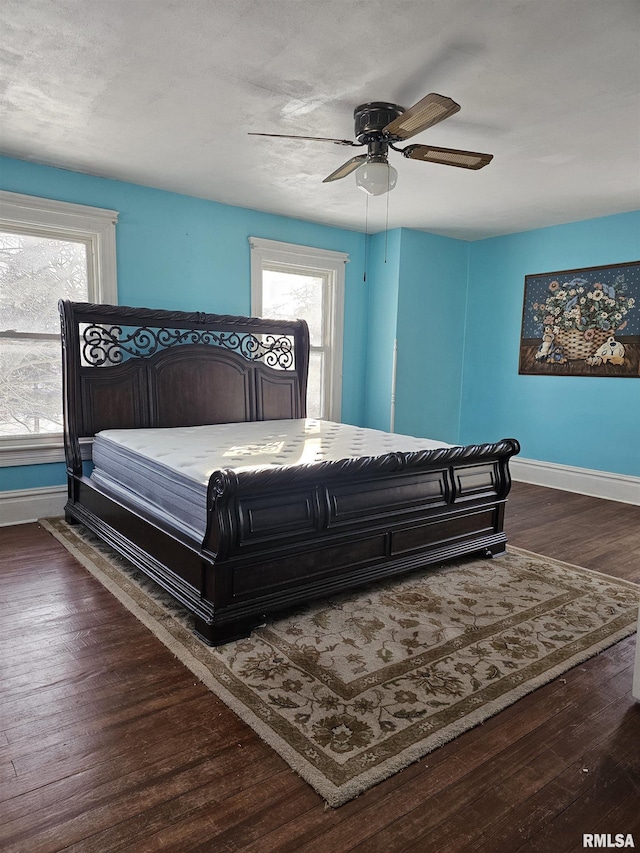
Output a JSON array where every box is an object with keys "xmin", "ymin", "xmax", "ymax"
[{"xmin": 91, "ymin": 419, "xmax": 452, "ymax": 540}]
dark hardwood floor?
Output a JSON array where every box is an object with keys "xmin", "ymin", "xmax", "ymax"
[{"xmin": 1, "ymin": 481, "xmax": 639, "ymax": 852}]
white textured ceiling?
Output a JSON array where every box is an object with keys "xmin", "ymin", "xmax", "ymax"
[{"xmin": 1, "ymin": 0, "xmax": 639, "ymax": 240}]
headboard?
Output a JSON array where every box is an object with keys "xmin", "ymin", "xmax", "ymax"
[{"xmin": 59, "ymin": 300, "xmax": 310, "ymax": 476}]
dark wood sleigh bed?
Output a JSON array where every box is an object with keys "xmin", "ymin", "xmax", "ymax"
[{"xmin": 59, "ymin": 300, "xmax": 520, "ymax": 645}]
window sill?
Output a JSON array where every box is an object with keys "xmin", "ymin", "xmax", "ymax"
[{"xmin": 0, "ymin": 437, "xmax": 92, "ymax": 467}]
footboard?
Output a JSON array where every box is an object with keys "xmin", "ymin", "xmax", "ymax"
[{"xmin": 196, "ymin": 439, "xmax": 520, "ymax": 643}]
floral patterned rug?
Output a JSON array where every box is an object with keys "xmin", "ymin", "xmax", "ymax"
[{"xmin": 41, "ymin": 518, "xmax": 640, "ymax": 807}]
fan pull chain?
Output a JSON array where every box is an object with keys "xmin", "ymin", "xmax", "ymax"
[
  {"xmin": 363, "ymin": 193, "xmax": 369, "ymax": 282},
  {"xmin": 384, "ymin": 169, "xmax": 391, "ymax": 264}
]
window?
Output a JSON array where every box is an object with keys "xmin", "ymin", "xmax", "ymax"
[
  {"xmin": 0, "ymin": 191, "xmax": 118, "ymax": 466},
  {"xmin": 249, "ymin": 237, "xmax": 347, "ymax": 421}
]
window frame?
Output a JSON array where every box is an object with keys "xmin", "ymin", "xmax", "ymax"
[
  {"xmin": 0, "ymin": 191, "xmax": 118, "ymax": 467},
  {"xmin": 249, "ymin": 236, "xmax": 348, "ymax": 421}
]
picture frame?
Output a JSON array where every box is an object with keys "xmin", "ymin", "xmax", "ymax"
[{"xmin": 519, "ymin": 261, "xmax": 640, "ymax": 377}]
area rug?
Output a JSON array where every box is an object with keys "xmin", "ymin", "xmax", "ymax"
[{"xmin": 41, "ymin": 517, "xmax": 640, "ymax": 807}]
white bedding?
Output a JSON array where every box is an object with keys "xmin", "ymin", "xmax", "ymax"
[{"xmin": 91, "ymin": 419, "xmax": 452, "ymax": 540}]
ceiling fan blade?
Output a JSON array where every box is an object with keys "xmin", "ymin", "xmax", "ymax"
[
  {"xmin": 248, "ymin": 132, "xmax": 359, "ymax": 147},
  {"xmin": 403, "ymin": 144, "xmax": 493, "ymax": 170},
  {"xmin": 322, "ymin": 154, "xmax": 368, "ymax": 183},
  {"xmin": 383, "ymin": 93, "xmax": 461, "ymax": 139}
]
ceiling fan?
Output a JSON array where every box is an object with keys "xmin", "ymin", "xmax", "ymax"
[{"xmin": 249, "ymin": 93, "xmax": 493, "ymax": 195}]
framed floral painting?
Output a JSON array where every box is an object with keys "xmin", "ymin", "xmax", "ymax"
[{"xmin": 519, "ymin": 261, "xmax": 640, "ymax": 377}]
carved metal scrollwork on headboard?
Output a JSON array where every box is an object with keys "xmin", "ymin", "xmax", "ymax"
[{"xmin": 80, "ymin": 323, "xmax": 296, "ymax": 369}]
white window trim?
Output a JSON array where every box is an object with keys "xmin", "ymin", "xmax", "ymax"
[
  {"xmin": 249, "ymin": 236, "xmax": 348, "ymax": 421},
  {"xmin": 0, "ymin": 191, "xmax": 118, "ymax": 467}
]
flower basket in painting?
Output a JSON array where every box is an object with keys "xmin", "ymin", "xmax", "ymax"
[
  {"xmin": 534, "ymin": 274, "xmax": 634, "ymax": 357},
  {"xmin": 553, "ymin": 327, "xmax": 610, "ymax": 360}
]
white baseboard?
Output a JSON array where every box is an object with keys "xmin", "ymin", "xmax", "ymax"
[
  {"xmin": 511, "ymin": 458, "xmax": 640, "ymax": 506},
  {"xmin": 0, "ymin": 485, "xmax": 67, "ymax": 526}
]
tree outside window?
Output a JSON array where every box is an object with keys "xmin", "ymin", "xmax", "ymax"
[
  {"xmin": 0, "ymin": 191, "xmax": 118, "ymax": 466},
  {"xmin": 0, "ymin": 231, "xmax": 90, "ymax": 436}
]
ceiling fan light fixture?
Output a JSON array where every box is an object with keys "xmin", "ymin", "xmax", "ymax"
[{"xmin": 355, "ymin": 160, "xmax": 398, "ymax": 196}]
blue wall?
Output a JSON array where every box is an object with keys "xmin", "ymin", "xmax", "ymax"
[
  {"xmin": 394, "ymin": 229, "xmax": 469, "ymax": 443},
  {"xmin": 460, "ymin": 211, "xmax": 640, "ymax": 476},
  {"xmin": 363, "ymin": 229, "xmax": 401, "ymax": 431},
  {"xmin": 363, "ymin": 227, "xmax": 469, "ymax": 442},
  {"xmin": 0, "ymin": 156, "xmax": 367, "ymax": 493}
]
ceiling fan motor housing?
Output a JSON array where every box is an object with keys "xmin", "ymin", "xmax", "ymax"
[{"xmin": 354, "ymin": 102, "xmax": 404, "ymax": 142}]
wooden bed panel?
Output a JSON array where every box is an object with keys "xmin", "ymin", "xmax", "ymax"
[
  {"xmin": 238, "ymin": 489, "xmax": 319, "ymax": 542},
  {"xmin": 255, "ymin": 369, "xmax": 304, "ymax": 420},
  {"xmin": 80, "ymin": 363, "xmax": 150, "ymax": 434},
  {"xmin": 151, "ymin": 347, "xmax": 255, "ymax": 426},
  {"xmin": 327, "ymin": 470, "xmax": 449, "ymax": 524},
  {"xmin": 454, "ymin": 462, "xmax": 501, "ymax": 499},
  {"xmin": 230, "ymin": 534, "xmax": 389, "ymax": 598},
  {"xmin": 390, "ymin": 506, "xmax": 499, "ymax": 555}
]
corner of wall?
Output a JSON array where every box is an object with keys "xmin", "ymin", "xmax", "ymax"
[
  {"xmin": 456, "ymin": 241, "xmax": 473, "ymax": 445},
  {"xmin": 362, "ymin": 230, "xmax": 401, "ymax": 430}
]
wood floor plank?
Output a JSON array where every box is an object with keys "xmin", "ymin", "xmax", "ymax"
[
  {"xmin": 0, "ymin": 717, "xmax": 254, "ymax": 832},
  {"xmin": 0, "ymin": 655, "xmax": 194, "ymax": 737},
  {"xmin": 63, "ymin": 769, "xmax": 304, "ymax": 853},
  {"xmin": 295, "ymin": 663, "xmax": 636, "ymax": 853},
  {"xmin": 0, "ymin": 487, "xmax": 638, "ymax": 852},
  {"xmin": 488, "ymin": 721, "xmax": 640, "ymax": 853},
  {"xmin": 403, "ymin": 693, "xmax": 640, "ymax": 853},
  {"xmin": 564, "ymin": 794, "xmax": 640, "ymax": 853},
  {"xmin": 5, "ymin": 683, "xmax": 203, "ymax": 769},
  {"xmin": 1, "ymin": 739, "xmax": 284, "ymax": 853}
]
